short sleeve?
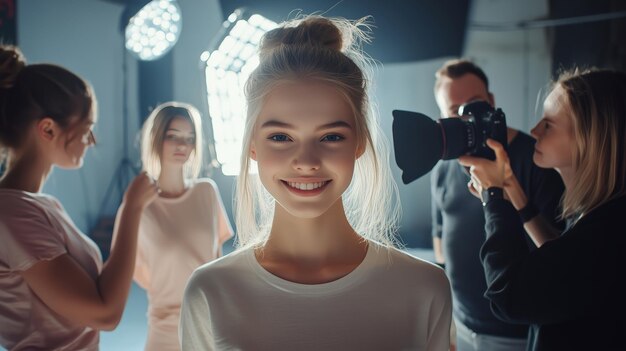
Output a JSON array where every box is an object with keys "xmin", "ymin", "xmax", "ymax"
[{"xmin": 0, "ymin": 199, "xmax": 67, "ymax": 272}]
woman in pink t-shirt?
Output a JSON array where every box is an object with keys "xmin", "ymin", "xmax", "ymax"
[
  {"xmin": 125, "ymin": 102, "xmax": 233, "ymax": 350},
  {"xmin": 0, "ymin": 45, "xmax": 158, "ymax": 350}
]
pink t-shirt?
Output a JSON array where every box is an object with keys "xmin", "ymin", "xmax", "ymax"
[
  {"xmin": 0, "ymin": 189, "xmax": 102, "ymax": 351},
  {"xmin": 130, "ymin": 179, "xmax": 233, "ymax": 351}
]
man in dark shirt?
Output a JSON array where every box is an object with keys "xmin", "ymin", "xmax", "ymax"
[{"xmin": 430, "ymin": 59, "xmax": 564, "ymax": 351}]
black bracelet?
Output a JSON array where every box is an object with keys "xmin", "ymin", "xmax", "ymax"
[{"xmin": 518, "ymin": 202, "xmax": 539, "ymax": 223}]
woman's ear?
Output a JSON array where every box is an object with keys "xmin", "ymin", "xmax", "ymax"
[
  {"xmin": 355, "ymin": 144, "xmax": 365, "ymax": 159},
  {"xmin": 250, "ymin": 141, "xmax": 257, "ymax": 161},
  {"xmin": 37, "ymin": 118, "xmax": 58, "ymax": 141}
]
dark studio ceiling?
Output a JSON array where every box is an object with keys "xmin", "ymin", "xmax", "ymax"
[{"xmin": 217, "ymin": 0, "xmax": 471, "ymax": 63}]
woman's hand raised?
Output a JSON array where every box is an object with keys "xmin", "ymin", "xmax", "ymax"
[
  {"xmin": 123, "ymin": 172, "xmax": 159, "ymax": 211},
  {"xmin": 458, "ymin": 139, "xmax": 508, "ymax": 200}
]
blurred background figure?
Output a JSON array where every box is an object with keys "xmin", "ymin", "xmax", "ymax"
[{"xmin": 114, "ymin": 102, "xmax": 233, "ymax": 351}]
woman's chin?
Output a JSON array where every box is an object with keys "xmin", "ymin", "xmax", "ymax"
[
  {"xmin": 56, "ymin": 157, "xmax": 84, "ymax": 169},
  {"xmin": 532, "ymin": 153, "xmax": 544, "ymax": 167},
  {"xmin": 163, "ymin": 158, "xmax": 188, "ymax": 167},
  {"xmin": 533, "ymin": 153, "xmax": 554, "ymax": 170}
]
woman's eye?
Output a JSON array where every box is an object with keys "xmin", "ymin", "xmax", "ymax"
[
  {"xmin": 166, "ymin": 134, "xmax": 176, "ymax": 140},
  {"xmin": 269, "ymin": 134, "xmax": 290, "ymax": 142},
  {"xmin": 186, "ymin": 138, "xmax": 195, "ymax": 144},
  {"xmin": 321, "ymin": 134, "xmax": 344, "ymax": 142}
]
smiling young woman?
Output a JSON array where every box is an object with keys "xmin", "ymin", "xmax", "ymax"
[{"xmin": 178, "ymin": 16, "xmax": 452, "ymax": 351}]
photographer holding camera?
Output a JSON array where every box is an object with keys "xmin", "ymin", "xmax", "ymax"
[
  {"xmin": 430, "ymin": 60, "xmax": 564, "ymax": 351},
  {"xmin": 458, "ymin": 69, "xmax": 626, "ymax": 351}
]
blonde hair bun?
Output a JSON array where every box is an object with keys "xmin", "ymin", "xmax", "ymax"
[
  {"xmin": 261, "ymin": 17, "xmax": 342, "ymax": 54},
  {"xmin": 260, "ymin": 16, "xmax": 369, "ymax": 58}
]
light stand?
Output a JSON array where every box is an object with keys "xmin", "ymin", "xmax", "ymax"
[{"xmin": 91, "ymin": 45, "xmax": 140, "ymax": 260}]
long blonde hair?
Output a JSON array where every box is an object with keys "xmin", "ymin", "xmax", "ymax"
[
  {"xmin": 557, "ymin": 69, "xmax": 626, "ymax": 219},
  {"xmin": 141, "ymin": 101, "xmax": 204, "ymax": 180},
  {"xmin": 235, "ymin": 15, "xmax": 400, "ymax": 249}
]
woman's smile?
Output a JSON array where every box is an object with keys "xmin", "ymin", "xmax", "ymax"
[{"xmin": 280, "ymin": 178, "xmax": 332, "ymax": 197}]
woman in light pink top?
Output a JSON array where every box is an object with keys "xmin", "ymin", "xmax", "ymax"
[
  {"xmin": 0, "ymin": 46, "xmax": 158, "ymax": 350},
  {"xmin": 122, "ymin": 102, "xmax": 233, "ymax": 350}
]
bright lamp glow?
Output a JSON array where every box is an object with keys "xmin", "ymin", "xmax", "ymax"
[
  {"xmin": 125, "ymin": 0, "xmax": 181, "ymax": 61},
  {"xmin": 204, "ymin": 12, "xmax": 277, "ymax": 175}
]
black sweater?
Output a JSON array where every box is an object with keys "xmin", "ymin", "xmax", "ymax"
[{"xmin": 480, "ymin": 196, "xmax": 626, "ymax": 351}]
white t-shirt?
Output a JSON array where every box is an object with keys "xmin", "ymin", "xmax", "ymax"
[
  {"xmin": 0, "ymin": 189, "xmax": 102, "ymax": 351},
  {"xmin": 131, "ymin": 179, "xmax": 233, "ymax": 351},
  {"xmin": 180, "ymin": 241, "xmax": 452, "ymax": 351}
]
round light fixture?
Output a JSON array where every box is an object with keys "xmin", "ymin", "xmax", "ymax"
[{"xmin": 124, "ymin": 0, "xmax": 181, "ymax": 61}]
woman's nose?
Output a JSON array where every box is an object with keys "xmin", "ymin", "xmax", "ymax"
[
  {"xmin": 175, "ymin": 139, "xmax": 188, "ymax": 148},
  {"xmin": 292, "ymin": 144, "xmax": 321, "ymax": 171},
  {"xmin": 530, "ymin": 124, "xmax": 540, "ymax": 139}
]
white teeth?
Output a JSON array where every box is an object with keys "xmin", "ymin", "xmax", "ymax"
[{"xmin": 287, "ymin": 181, "xmax": 327, "ymax": 191}]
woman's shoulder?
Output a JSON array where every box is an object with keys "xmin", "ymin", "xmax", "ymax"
[
  {"xmin": 603, "ymin": 195, "xmax": 626, "ymax": 211},
  {"xmin": 578, "ymin": 195, "xmax": 626, "ymax": 227},
  {"xmin": 184, "ymin": 248, "xmax": 259, "ymax": 298},
  {"xmin": 192, "ymin": 177, "xmax": 218, "ymax": 187},
  {"xmin": 0, "ymin": 189, "xmax": 60, "ymax": 219},
  {"xmin": 189, "ymin": 178, "xmax": 220, "ymax": 195},
  {"xmin": 187, "ymin": 248, "xmax": 251, "ymax": 286},
  {"xmin": 371, "ymin": 242, "xmax": 450, "ymax": 291}
]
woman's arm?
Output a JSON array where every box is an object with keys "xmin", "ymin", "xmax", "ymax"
[
  {"xmin": 479, "ymin": 198, "xmax": 617, "ymax": 324},
  {"xmin": 460, "ymin": 140, "xmax": 560, "ymax": 247},
  {"xmin": 21, "ymin": 173, "xmax": 158, "ymax": 330},
  {"xmin": 460, "ymin": 140, "xmax": 619, "ymax": 324},
  {"xmin": 504, "ymin": 174, "xmax": 561, "ymax": 247},
  {"xmin": 110, "ymin": 204, "xmax": 151, "ymax": 291}
]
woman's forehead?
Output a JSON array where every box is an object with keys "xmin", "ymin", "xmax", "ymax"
[
  {"xmin": 167, "ymin": 116, "xmax": 195, "ymax": 132},
  {"xmin": 544, "ymin": 86, "xmax": 568, "ymax": 111},
  {"xmin": 260, "ymin": 81, "xmax": 354, "ymax": 122}
]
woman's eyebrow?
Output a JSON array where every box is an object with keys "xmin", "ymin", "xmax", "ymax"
[
  {"xmin": 260, "ymin": 120, "xmax": 293, "ymax": 129},
  {"xmin": 317, "ymin": 121, "xmax": 352, "ymax": 130},
  {"xmin": 260, "ymin": 120, "xmax": 352, "ymax": 130},
  {"xmin": 166, "ymin": 128, "xmax": 195, "ymax": 134}
]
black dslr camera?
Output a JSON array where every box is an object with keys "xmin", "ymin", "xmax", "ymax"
[{"xmin": 392, "ymin": 101, "xmax": 507, "ymax": 184}]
